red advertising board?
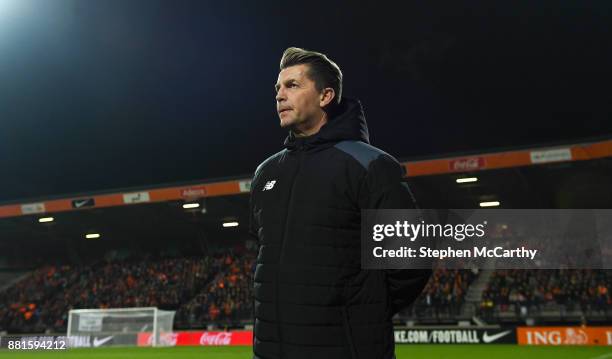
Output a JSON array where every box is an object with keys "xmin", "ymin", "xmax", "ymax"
[
  {"xmin": 138, "ymin": 327, "xmax": 612, "ymax": 347},
  {"xmin": 137, "ymin": 330, "xmax": 252, "ymax": 347}
]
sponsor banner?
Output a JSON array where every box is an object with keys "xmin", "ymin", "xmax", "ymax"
[
  {"xmin": 137, "ymin": 332, "xmax": 179, "ymax": 346},
  {"xmin": 71, "ymin": 198, "xmax": 95, "ymax": 209},
  {"xmin": 66, "ymin": 335, "xmax": 92, "ymax": 348},
  {"xmin": 530, "ymin": 148, "xmax": 572, "ymax": 164},
  {"xmin": 122, "ymin": 192, "xmax": 150, "ymax": 204},
  {"xmin": 180, "ymin": 187, "xmax": 207, "ymax": 199},
  {"xmin": 449, "ymin": 157, "xmax": 486, "ymax": 172},
  {"xmin": 394, "ymin": 328, "xmax": 516, "ymax": 344},
  {"xmin": 517, "ymin": 326, "xmax": 612, "ymax": 346},
  {"xmin": 21, "ymin": 203, "xmax": 46, "ymax": 215},
  {"xmin": 82, "ymin": 334, "xmax": 138, "ymax": 347},
  {"xmin": 239, "ymin": 180, "xmax": 251, "ymax": 193},
  {"xmin": 137, "ymin": 331, "xmax": 252, "ymax": 347}
]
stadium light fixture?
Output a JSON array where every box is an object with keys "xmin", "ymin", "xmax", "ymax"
[
  {"xmin": 38, "ymin": 217, "xmax": 54, "ymax": 223},
  {"xmin": 456, "ymin": 177, "xmax": 478, "ymax": 183},
  {"xmin": 200, "ymin": 199, "xmax": 207, "ymax": 214},
  {"xmin": 182, "ymin": 203, "xmax": 200, "ymax": 209},
  {"xmin": 222, "ymin": 221, "xmax": 239, "ymax": 228},
  {"xmin": 479, "ymin": 201, "xmax": 500, "ymax": 207},
  {"xmin": 85, "ymin": 233, "xmax": 101, "ymax": 239}
]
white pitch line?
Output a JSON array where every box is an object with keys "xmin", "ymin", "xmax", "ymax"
[{"xmin": 591, "ymin": 352, "xmax": 612, "ymax": 359}]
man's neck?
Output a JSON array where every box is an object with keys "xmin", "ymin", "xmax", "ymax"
[{"xmin": 292, "ymin": 113, "xmax": 328, "ymax": 138}]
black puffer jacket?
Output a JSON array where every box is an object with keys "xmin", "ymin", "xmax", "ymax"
[{"xmin": 249, "ymin": 98, "xmax": 431, "ymax": 359}]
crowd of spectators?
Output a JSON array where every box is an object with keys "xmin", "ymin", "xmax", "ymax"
[
  {"xmin": 409, "ymin": 269, "xmax": 478, "ymax": 318},
  {"xmin": 2, "ymin": 252, "xmax": 611, "ymax": 333},
  {"xmin": 0, "ymin": 265, "xmax": 73, "ymax": 333},
  {"xmin": 481, "ymin": 269, "xmax": 611, "ymax": 318},
  {"xmin": 176, "ymin": 252, "xmax": 255, "ymax": 328},
  {"xmin": 0, "ymin": 248, "xmax": 255, "ymax": 334}
]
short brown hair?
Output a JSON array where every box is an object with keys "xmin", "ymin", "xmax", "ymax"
[{"xmin": 280, "ymin": 47, "xmax": 343, "ymax": 105}]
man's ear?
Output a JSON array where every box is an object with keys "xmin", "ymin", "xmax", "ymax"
[{"xmin": 319, "ymin": 88, "xmax": 336, "ymax": 108}]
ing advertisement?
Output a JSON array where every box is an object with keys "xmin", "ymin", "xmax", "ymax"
[{"xmin": 517, "ymin": 327, "xmax": 612, "ymax": 346}]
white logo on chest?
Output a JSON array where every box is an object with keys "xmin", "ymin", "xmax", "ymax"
[{"xmin": 262, "ymin": 180, "xmax": 277, "ymax": 191}]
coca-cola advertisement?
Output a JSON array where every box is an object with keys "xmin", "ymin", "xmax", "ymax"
[
  {"xmin": 137, "ymin": 331, "xmax": 252, "ymax": 347},
  {"xmin": 449, "ymin": 157, "xmax": 486, "ymax": 172},
  {"xmin": 200, "ymin": 331, "xmax": 234, "ymax": 346}
]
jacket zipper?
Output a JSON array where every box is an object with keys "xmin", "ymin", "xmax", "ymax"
[{"xmin": 275, "ymin": 149, "xmax": 303, "ymax": 356}]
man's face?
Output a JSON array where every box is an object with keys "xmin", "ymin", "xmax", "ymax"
[{"xmin": 275, "ymin": 64, "xmax": 322, "ymax": 130}]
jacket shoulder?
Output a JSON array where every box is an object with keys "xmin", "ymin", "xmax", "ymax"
[
  {"xmin": 254, "ymin": 149, "xmax": 287, "ymax": 178},
  {"xmin": 333, "ymin": 140, "xmax": 398, "ymax": 170}
]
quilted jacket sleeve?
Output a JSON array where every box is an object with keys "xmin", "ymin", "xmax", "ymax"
[{"xmin": 360, "ymin": 154, "xmax": 432, "ymax": 314}]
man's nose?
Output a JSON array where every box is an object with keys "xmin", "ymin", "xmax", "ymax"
[{"xmin": 275, "ymin": 88, "xmax": 286, "ymax": 102}]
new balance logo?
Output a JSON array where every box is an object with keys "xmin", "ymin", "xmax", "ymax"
[{"xmin": 263, "ymin": 180, "xmax": 277, "ymax": 191}]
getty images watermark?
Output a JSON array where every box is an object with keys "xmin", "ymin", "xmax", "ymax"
[{"xmin": 361, "ymin": 209, "xmax": 612, "ymax": 270}]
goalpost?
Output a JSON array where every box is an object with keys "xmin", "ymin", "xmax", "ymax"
[{"xmin": 67, "ymin": 307, "xmax": 175, "ymax": 347}]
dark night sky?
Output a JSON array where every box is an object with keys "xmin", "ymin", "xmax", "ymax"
[{"xmin": 0, "ymin": 0, "xmax": 610, "ymax": 202}]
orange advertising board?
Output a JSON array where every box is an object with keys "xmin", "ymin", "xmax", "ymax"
[
  {"xmin": 517, "ymin": 326, "xmax": 612, "ymax": 346},
  {"xmin": 1, "ymin": 138, "xmax": 610, "ymax": 220}
]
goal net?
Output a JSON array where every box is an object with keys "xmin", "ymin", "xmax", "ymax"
[{"xmin": 67, "ymin": 307, "xmax": 175, "ymax": 347}]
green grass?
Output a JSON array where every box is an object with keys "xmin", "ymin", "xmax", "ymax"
[{"xmin": 0, "ymin": 345, "xmax": 611, "ymax": 359}]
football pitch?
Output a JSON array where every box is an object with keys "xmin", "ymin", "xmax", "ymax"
[{"xmin": 1, "ymin": 345, "xmax": 611, "ymax": 359}]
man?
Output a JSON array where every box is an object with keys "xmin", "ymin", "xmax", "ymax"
[{"xmin": 249, "ymin": 47, "xmax": 431, "ymax": 359}]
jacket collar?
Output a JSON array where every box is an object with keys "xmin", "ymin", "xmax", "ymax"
[{"xmin": 283, "ymin": 97, "xmax": 370, "ymax": 152}]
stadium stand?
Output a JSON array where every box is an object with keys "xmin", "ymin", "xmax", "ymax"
[
  {"xmin": 480, "ymin": 269, "xmax": 612, "ymax": 323},
  {"xmin": 0, "ymin": 247, "xmax": 255, "ymax": 334},
  {"xmin": 1, "ymin": 255, "xmax": 610, "ymax": 333},
  {"xmin": 405, "ymin": 269, "xmax": 478, "ymax": 323},
  {"xmin": 0, "ymin": 138, "xmax": 610, "ymax": 336}
]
